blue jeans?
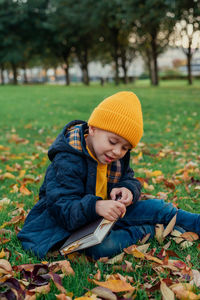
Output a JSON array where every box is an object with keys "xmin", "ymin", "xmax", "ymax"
[{"xmin": 84, "ymin": 199, "xmax": 200, "ymax": 259}]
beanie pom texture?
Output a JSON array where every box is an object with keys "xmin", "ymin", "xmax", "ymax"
[{"xmin": 88, "ymin": 91, "xmax": 143, "ymax": 147}]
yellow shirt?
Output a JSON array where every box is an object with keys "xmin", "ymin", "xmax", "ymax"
[{"xmin": 86, "ymin": 145, "xmax": 108, "ymax": 200}]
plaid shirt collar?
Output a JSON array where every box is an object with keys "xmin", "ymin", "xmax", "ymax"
[{"xmin": 65, "ymin": 123, "xmax": 122, "ymax": 184}]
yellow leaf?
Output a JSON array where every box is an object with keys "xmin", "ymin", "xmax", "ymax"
[
  {"xmin": 18, "ymin": 170, "xmax": 26, "ymax": 178},
  {"xmin": 0, "ymin": 145, "xmax": 10, "ymax": 151},
  {"xmin": 3, "ymin": 172, "xmax": 15, "ymax": 179},
  {"xmin": 160, "ymin": 281, "xmax": 175, "ymax": 300},
  {"xmin": 93, "ymin": 279, "xmax": 135, "ymax": 292},
  {"xmin": 0, "ymin": 249, "xmax": 5, "ymax": 258}
]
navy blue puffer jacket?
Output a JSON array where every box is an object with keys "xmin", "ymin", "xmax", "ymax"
[{"xmin": 18, "ymin": 120, "xmax": 141, "ymax": 258}]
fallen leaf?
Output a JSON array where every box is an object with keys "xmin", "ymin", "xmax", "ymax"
[
  {"xmin": 139, "ymin": 233, "xmax": 151, "ymax": 244},
  {"xmin": 181, "ymin": 232, "xmax": 199, "ymax": 242},
  {"xmin": 3, "ymin": 172, "xmax": 16, "ymax": 179},
  {"xmin": 160, "ymin": 280, "xmax": 175, "ymax": 300},
  {"xmin": 106, "ymin": 253, "xmax": 124, "ymax": 264},
  {"xmin": 0, "ymin": 249, "xmax": 5, "ymax": 258},
  {"xmin": 20, "ymin": 185, "xmax": 31, "ymax": 196},
  {"xmin": 28, "ymin": 283, "xmax": 51, "ymax": 294},
  {"xmin": 155, "ymin": 224, "xmax": 164, "ymax": 244},
  {"xmin": 56, "ymin": 294, "xmax": 72, "ymax": 300},
  {"xmin": 163, "ymin": 214, "xmax": 177, "ymax": 238},
  {"xmin": 190, "ymin": 269, "xmax": 200, "ymax": 288},
  {"xmin": 0, "ymin": 198, "xmax": 11, "ymax": 206},
  {"xmin": 94, "ymin": 269, "xmax": 101, "ymax": 280},
  {"xmin": 0, "ymin": 259, "xmax": 13, "ymax": 276},
  {"xmin": 91, "ymin": 286, "xmax": 117, "ymax": 300},
  {"xmin": 93, "ymin": 279, "xmax": 135, "ymax": 292},
  {"xmin": 49, "ymin": 260, "xmax": 74, "ymax": 276}
]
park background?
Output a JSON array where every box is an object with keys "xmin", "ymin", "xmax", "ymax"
[{"xmin": 0, "ymin": 1, "xmax": 200, "ymax": 299}]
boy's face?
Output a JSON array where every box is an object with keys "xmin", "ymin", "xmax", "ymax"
[{"xmin": 87, "ymin": 126, "xmax": 132, "ymax": 164}]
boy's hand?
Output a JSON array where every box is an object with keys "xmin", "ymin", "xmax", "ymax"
[
  {"xmin": 110, "ymin": 187, "xmax": 133, "ymax": 207},
  {"xmin": 95, "ymin": 200, "xmax": 126, "ymax": 221}
]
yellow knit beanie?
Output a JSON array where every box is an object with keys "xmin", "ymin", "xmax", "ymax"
[{"xmin": 88, "ymin": 91, "xmax": 143, "ymax": 148}]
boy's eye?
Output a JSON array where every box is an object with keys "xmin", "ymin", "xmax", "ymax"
[
  {"xmin": 122, "ymin": 146, "xmax": 129, "ymax": 151},
  {"xmin": 109, "ymin": 140, "xmax": 116, "ymax": 145}
]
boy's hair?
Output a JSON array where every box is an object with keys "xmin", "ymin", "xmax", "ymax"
[{"xmin": 88, "ymin": 91, "xmax": 143, "ymax": 147}]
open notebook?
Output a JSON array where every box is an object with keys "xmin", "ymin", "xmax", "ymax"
[{"xmin": 59, "ymin": 217, "xmax": 116, "ymax": 255}]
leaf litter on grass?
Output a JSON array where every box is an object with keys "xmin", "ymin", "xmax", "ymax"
[{"xmin": 0, "ymin": 88, "xmax": 200, "ymax": 298}]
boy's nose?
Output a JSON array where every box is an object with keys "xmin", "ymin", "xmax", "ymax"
[{"xmin": 112, "ymin": 146, "xmax": 121, "ymax": 156}]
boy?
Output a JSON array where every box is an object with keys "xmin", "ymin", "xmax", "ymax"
[{"xmin": 18, "ymin": 91, "xmax": 200, "ymax": 259}]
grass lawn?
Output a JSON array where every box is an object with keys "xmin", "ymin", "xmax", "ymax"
[{"xmin": 0, "ymin": 81, "xmax": 200, "ymax": 299}]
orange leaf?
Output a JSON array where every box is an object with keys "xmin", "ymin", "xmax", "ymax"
[
  {"xmin": 93, "ymin": 279, "xmax": 135, "ymax": 292},
  {"xmin": 20, "ymin": 185, "xmax": 31, "ymax": 195},
  {"xmin": 181, "ymin": 232, "xmax": 199, "ymax": 242}
]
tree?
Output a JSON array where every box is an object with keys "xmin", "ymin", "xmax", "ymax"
[
  {"xmin": 170, "ymin": 0, "xmax": 200, "ymax": 85},
  {"xmin": 127, "ymin": 0, "xmax": 177, "ymax": 86},
  {"xmin": 94, "ymin": 0, "xmax": 134, "ymax": 85}
]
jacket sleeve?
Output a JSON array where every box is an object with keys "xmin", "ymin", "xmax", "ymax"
[{"xmin": 45, "ymin": 152, "xmax": 100, "ymax": 232}]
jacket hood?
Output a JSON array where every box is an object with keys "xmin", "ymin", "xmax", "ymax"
[{"xmin": 48, "ymin": 120, "xmax": 87, "ymax": 161}]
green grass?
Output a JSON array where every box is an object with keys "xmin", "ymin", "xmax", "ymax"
[{"xmin": 0, "ymin": 81, "xmax": 200, "ymax": 298}]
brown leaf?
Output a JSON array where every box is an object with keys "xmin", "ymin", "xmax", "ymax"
[
  {"xmin": 56, "ymin": 294, "xmax": 72, "ymax": 300},
  {"xmin": 155, "ymin": 224, "xmax": 164, "ymax": 244},
  {"xmin": 163, "ymin": 214, "xmax": 177, "ymax": 238},
  {"xmin": 91, "ymin": 286, "xmax": 117, "ymax": 300},
  {"xmin": 20, "ymin": 185, "xmax": 32, "ymax": 196},
  {"xmin": 139, "ymin": 232, "xmax": 151, "ymax": 244},
  {"xmin": 0, "ymin": 259, "xmax": 13, "ymax": 275},
  {"xmin": 137, "ymin": 243, "xmax": 150, "ymax": 253},
  {"xmin": 160, "ymin": 280, "xmax": 175, "ymax": 300},
  {"xmin": 124, "ymin": 260, "xmax": 134, "ymax": 272},
  {"xmin": 49, "ymin": 260, "xmax": 75, "ymax": 276},
  {"xmin": 93, "ymin": 279, "xmax": 135, "ymax": 292},
  {"xmin": 106, "ymin": 253, "xmax": 124, "ymax": 264},
  {"xmin": 181, "ymin": 232, "xmax": 199, "ymax": 242},
  {"xmin": 48, "ymin": 272, "xmax": 67, "ymax": 294},
  {"xmin": 94, "ymin": 269, "xmax": 101, "ymax": 280},
  {"xmin": 29, "ymin": 283, "xmax": 51, "ymax": 294}
]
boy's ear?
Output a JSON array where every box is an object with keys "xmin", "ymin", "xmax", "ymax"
[{"xmin": 88, "ymin": 125, "xmax": 96, "ymax": 136}]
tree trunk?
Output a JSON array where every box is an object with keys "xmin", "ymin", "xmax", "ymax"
[
  {"xmin": 81, "ymin": 65, "xmax": 89, "ymax": 85},
  {"xmin": 11, "ymin": 63, "xmax": 18, "ymax": 85},
  {"xmin": 0, "ymin": 63, "xmax": 5, "ymax": 85},
  {"xmin": 120, "ymin": 49, "xmax": 128, "ymax": 84},
  {"xmin": 54, "ymin": 67, "xmax": 57, "ymax": 81},
  {"xmin": 22, "ymin": 62, "xmax": 28, "ymax": 84},
  {"xmin": 78, "ymin": 47, "xmax": 89, "ymax": 85},
  {"xmin": 64, "ymin": 66, "xmax": 70, "ymax": 85},
  {"xmin": 151, "ymin": 36, "xmax": 159, "ymax": 86},
  {"xmin": 186, "ymin": 45, "xmax": 192, "ymax": 85}
]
